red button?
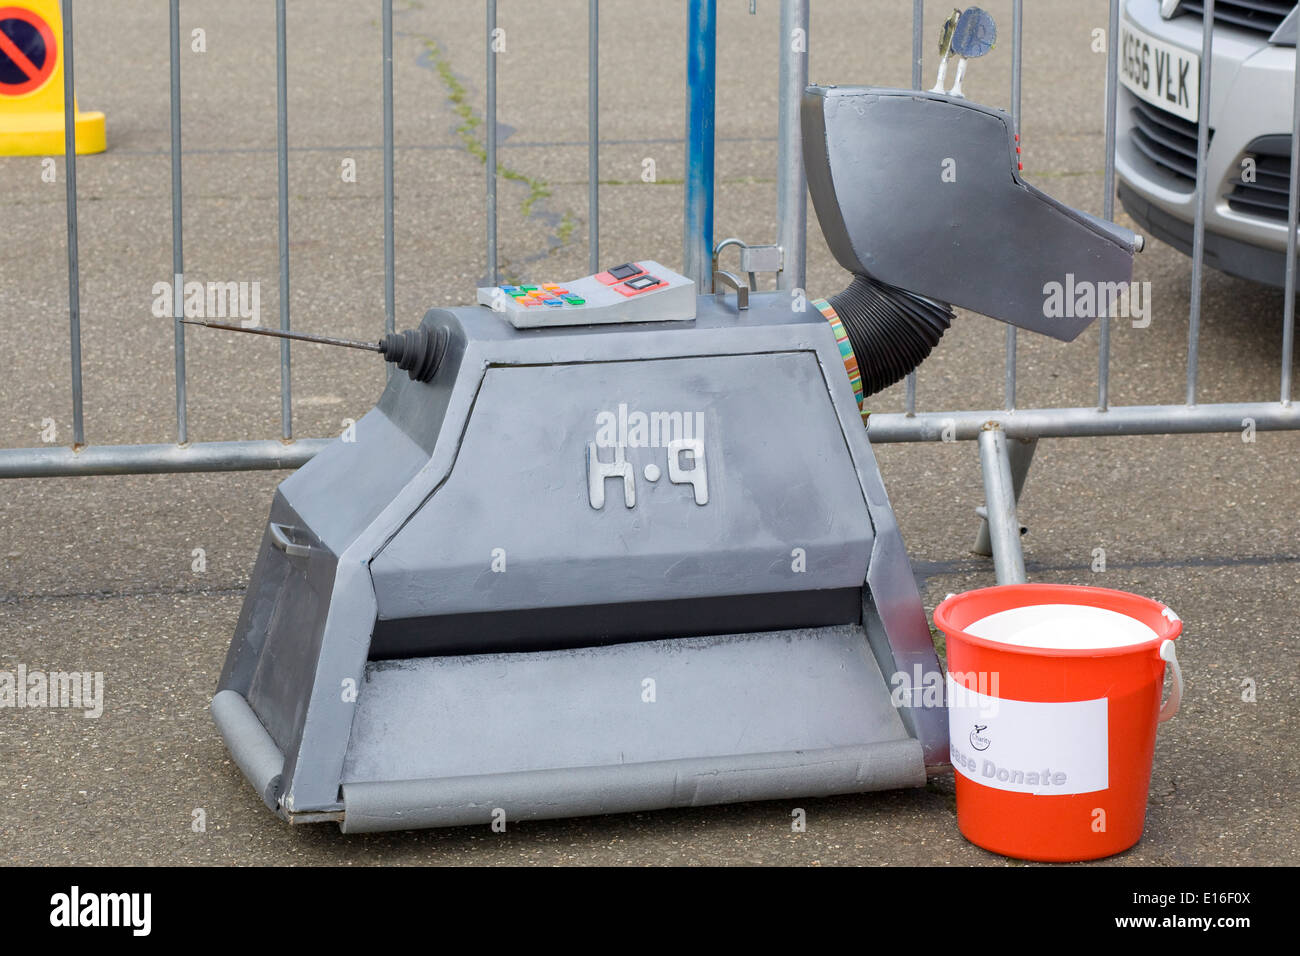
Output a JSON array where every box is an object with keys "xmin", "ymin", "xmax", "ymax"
[
  {"xmin": 613, "ymin": 278, "xmax": 666, "ymax": 297},
  {"xmin": 595, "ymin": 263, "xmax": 646, "ymax": 285}
]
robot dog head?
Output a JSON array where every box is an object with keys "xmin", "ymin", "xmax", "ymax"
[{"xmin": 802, "ymin": 86, "xmax": 1140, "ymax": 343}]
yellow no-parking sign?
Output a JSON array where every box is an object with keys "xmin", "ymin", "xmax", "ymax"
[{"xmin": 0, "ymin": 0, "xmax": 105, "ymax": 155}]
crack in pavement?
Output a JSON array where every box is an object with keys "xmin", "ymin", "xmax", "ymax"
[
  {"xmin": 412, "ymin": 31, "xmax": 576, "ymax": 286},
  {"xmin": 1, "ymin": 584, "xmax": 248, "ymax": 606}
]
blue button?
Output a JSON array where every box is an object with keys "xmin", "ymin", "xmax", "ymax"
[{"xmin": 542, "ymin": 298, "xmax": 563, "ymax": 307}]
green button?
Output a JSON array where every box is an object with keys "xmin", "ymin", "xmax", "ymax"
[
  {"xmin": 521, "ymin": 285, "xmax": 539, "ymax": 292},
  {"xmin": 565, "ymin": 297, "xmax": 585, "ymax": 305}
]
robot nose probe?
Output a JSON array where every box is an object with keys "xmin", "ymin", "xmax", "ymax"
[{"xmin": 180, "ymin": 319, "xmax": 448, "ymax": 383}]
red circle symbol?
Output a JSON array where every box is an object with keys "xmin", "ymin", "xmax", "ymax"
[{"xmin": 0, "ymin": 6, "xmax": 57, "ymax": 97}]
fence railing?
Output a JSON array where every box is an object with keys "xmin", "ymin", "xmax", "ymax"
[
  {"xmin": 865, "ymin": 0, "xmax": 1300, "ymax": 583},
  {"xmin": 5, "ymin": 0, "xmax": 1300, "ymax": 588}
]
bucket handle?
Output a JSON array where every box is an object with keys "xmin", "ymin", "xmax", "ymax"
[{"xmin": 1158, "ymin": 639, "xmax": 1183, "ymax": 723}]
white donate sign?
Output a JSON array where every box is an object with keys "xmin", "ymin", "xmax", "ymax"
[{"xmin": 947, "ymin": 674, "xmax": 1109, "ymax": 796}]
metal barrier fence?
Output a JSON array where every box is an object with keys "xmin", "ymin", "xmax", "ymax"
[
  {"xmin": 4, "ymin": 0, "xmax": 1300, "ymax": 586},
  {"xmin": 866, "ymin": 0, "xmax": 1300, "ymax": 583},
  {"xmin": 0, "ymin": 0, "xmax": 807, "ymax": 478}
]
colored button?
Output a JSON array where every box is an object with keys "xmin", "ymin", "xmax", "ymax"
[
  {"xmin": 542, "ymin": 298, "xmax": 563, "ymax": 307},
  {"xmin": 564, "ymin": 297, "xmax": 585, "ymax": 306},
  {"xmin": 521, "ymin": 285, "xmax": 539, "ymax": 292},
  {"xmin": 542, "ymin": 283, "xmax": 560, "ymax": 290},
  {"xmin": 613, "ymin": 276, "xmax": 665, "ymax": 297}
]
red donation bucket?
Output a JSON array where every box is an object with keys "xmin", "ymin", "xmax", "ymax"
[{"xmin": 933, "ymin": 583, "xmax": 1183, "ymax": 861}]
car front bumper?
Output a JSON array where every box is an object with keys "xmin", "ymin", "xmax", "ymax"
[{"xmin": 1116, "ymin": 0, "xmax": 1298, "ymax": 285}]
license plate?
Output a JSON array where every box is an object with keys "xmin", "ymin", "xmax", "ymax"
[{"xmin": 1119, "ymin": 20, "xmax": 1200, "ymax": 124}]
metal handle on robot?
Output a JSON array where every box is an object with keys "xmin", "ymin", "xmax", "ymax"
[
  {"xmin": 712, "ymin": 237, "xmax": 784, "ymax": 293},
  {"xmin": 712, "ymin": 271, "xmax": 750, "ymax": 312},
  {"xmin": 269, "ymin": 523, "xmax": 313, "ymax": 561}
]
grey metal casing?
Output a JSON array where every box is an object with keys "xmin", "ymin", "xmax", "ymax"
[
  {"xmin": 802, "ymin": 86, "xmax": 1138, "ymax": 341},
  {"xmin": 213, "ymin": 293, "xmax": 947, "ymax": 828}
]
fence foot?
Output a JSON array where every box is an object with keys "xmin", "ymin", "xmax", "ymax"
[
  {"xmin": 972, "ymin": 434, "xmax": 1036, "ymax": 557},
  {"xmin": 977, "ymin": 424, "xmax": 1028, "ymax": 584}
]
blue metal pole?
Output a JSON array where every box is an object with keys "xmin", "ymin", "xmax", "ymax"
[{"xmin": 683, "ymin": 0, "xmax": 716, "ymax": 291}]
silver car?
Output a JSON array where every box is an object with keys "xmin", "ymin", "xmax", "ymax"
[{"xmin": 1116, "ymin": 0, "xmax": 1298, "ymax": 286}]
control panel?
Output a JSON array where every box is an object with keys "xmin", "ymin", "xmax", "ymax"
[{"xmin": 476, "ymin": 260, "xmax": 696, "ymax": 329}]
